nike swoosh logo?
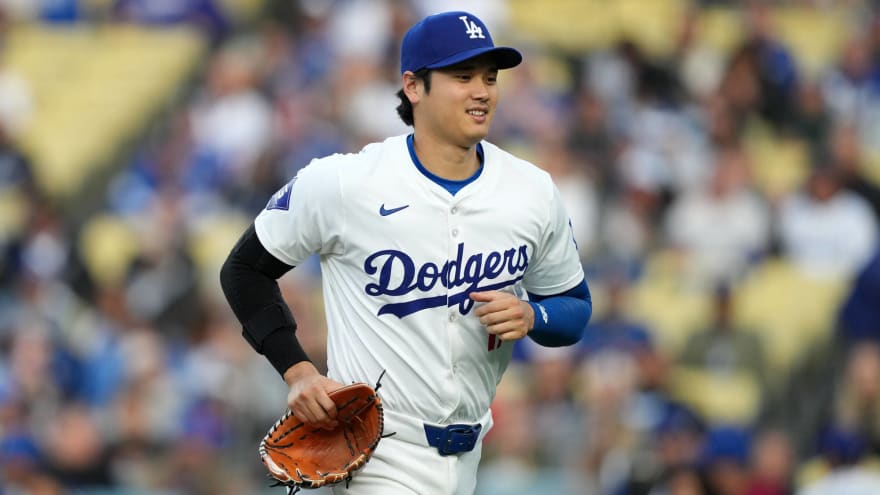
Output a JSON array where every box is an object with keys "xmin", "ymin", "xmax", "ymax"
[{"xmin": 380, "ymin": 204, "xmax": 410, "ymax": 216}]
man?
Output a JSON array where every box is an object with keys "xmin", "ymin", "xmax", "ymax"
[{"xmin": 220, "ymin": 11, "xmax": 592, "ymax": 494}]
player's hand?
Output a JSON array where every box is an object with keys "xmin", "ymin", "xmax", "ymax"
[
  {"xmin": 283, "ymin": 361, "xmax": 345, "ymax": 430},
  {"xmin": 470, "ymin": 290, "xmax": 534, "ymax": 341}
]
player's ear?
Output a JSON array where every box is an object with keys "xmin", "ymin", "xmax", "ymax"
[{"xmin": 402, "ymin": 71, "xmax": 422, "ymax": 104}]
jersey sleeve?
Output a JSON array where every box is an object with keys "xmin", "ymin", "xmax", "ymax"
[
  {"xmin": 523, "ymin": 183, "xmax": 585, "ymax": 295},
  {"xmin": 254, "ymin": 157, "xmax": 344, "ymax": 266}
]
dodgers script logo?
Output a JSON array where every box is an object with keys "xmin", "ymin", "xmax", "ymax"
[{"xmin": 364, "ymin": 242, "xmax": 528, "ymax": 318}]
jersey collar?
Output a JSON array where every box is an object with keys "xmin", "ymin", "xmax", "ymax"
[{"xmin": 406, "ymin": 133, "xmax": 484, "ymax": 196}]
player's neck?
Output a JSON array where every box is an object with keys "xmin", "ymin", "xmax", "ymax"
[{"xmin": 411, "ymin": 131, "xmax": 480, "ymax": 181}]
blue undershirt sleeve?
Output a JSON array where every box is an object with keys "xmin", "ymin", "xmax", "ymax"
[{"xmin": 526, "ymin": 278, "xmax": 592, "ymax": 347}]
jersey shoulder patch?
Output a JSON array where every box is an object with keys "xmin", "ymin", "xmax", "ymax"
[{"xmin": 266, "ymin": 178, "xmax": 295, "ymax": 211}]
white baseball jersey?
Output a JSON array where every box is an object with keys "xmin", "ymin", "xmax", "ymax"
[{"xmin": 255, "ymin": 134, "xmax": 584, "ymax": 424}]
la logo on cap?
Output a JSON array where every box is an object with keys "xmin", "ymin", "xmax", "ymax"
[{"xmin": 460, "ymin": 15, "xmax": 485, "ymax": 39}]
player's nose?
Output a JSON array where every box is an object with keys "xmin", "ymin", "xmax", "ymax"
[{"xmin": 470, "ymin": 80, "xmax": 490, "ymax": 101}]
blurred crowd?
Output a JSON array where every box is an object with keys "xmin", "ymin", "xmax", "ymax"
[{"xmin": 2, "ymin": 0, "xmax": 880, "ymax": 494}]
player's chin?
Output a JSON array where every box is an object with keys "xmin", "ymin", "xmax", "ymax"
[{"xmin": 462, "ymin": 124, "xmax": 491, "ymax": 144}]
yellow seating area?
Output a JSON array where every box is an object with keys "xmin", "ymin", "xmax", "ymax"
[
  {"xmin": 507, "ymin": 0, "xmax": 688, "ymax": 55},
  {"xmin": 734, "ymin": 258, "xmax": 848, "ymax": 379},
  {"xmin": 508, "ymin": 1, "xmax": 852, "ymax": 79},
  {"xmin": 220, "ymin": 0, "xmax": 265, "ymax": 24},
  {"xmin": 186, "ymin": 211, "xmax": 250, "ymax": 296},
  {"xmin": 743, "ymin": 123, "xmax": 812, "ymax": 201},
  {"xmin": 78, "ymin": 213, "xmax": 141, "ymax": 288},
  {"xmin": 5, "ymin": 23, "xmax": 207, "ymax": 200},
  {"xmin": 627, "ymin": 253, "xmax": 849, "ymax": 386},
  {"xmin": 669, "ymin": 366, "xmax": 763, "ymax": 425},
  {"xmin": 77, "ymin": 209, "xmax": 249, "ymax": 295},
  {"xmin": 627, "ymin": 251, "xmax": 712, "ymax": 354}
]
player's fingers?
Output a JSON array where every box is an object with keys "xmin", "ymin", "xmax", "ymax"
[
  {"xmin": 492, "ymin": 323, "xmax": 528, "ymax": 341},
  {"xmin": 303, "ymin": 398, "xmax": 339, "ymax": 429},
  {"xmin": 472, "ymin": 291, "xmax": 515, "ymax": 317},
  {"xmin": 486, "ymin": 318, "xmax": 519, "ymax": 334},
  {"xmin": 479, "ymin": 301, "xmax": 525, "ymax": 325},
  {"xmin": 316, "ymin": 391, "xmax": 339, "ymax": 421},
  {"xmin": 469, "ymin": 291, "xmax": 496, "ymax": 303}
]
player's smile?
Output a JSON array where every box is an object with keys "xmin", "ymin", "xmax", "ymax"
[{"xmin": 467, "ymin": 107, "xmax": 489, "ymax": 124}]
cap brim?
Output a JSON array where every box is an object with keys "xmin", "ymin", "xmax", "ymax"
[{"xmin": 424, "ymin": 46, "xmax": 522, "ymax": 71}]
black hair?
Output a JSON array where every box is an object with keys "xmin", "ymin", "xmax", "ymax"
[{"xmin": 396, "ymin": 69, "xmax": 432, "ymax": 126}]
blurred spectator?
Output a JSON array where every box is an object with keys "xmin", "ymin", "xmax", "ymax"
[
  {"xmin": 0, "ymin": 426, "xmax": 55, "ymax": 494},
  {"xmin": 491, "ymin": 51, "xmax": 568, "ymax": 144},
  {"xmin": 700, "ymin": 426, "xmax": 752, "ymax": 495},
  {"xmin": 664, "ymin": 145, "xmax": 770, "ymax": 287},
  {"xmin": 524, "ymin": 344, "xmax": 583, "ymax": 469},
  {"xmin": 777, "ymin": 166, "xmax": 877, "ymax": 279},
  {"xmin": 795, "ymin": 82, "xmax": 832, "ymax": 165},
  {"xmin": 828, "ymin": 123, "xmax": 880, "ymax": 221},
  {"xmin": 837, "ymin": 244, "xmax": 880, "ymax": 343},
  {"xmin": 597, "ymin": 185, "xmax": 660, "ymax": 277},
  {"xmin": 745, "ymin": 428, "xmax": 795, "ymax": 495},
  {"xmin": 828, "ymin": 341, "xmax": 880, "ymax": 455},
  {"xmin": 618, "ymin": 401, "xmax": 707, "ymax": 495},
  {"xmin": 338, "ymin": 57, "xmax": 410, "ymax": 145},
  {"xmin": 122, "ymin": 193, "xmax": 200, "ymax": 339},
  {"xmin": 579, "ymin": 276, "xmax": 654, "ymax": 360},
  {"xmin": 671, "ymin": 283, "xmax": 768, "ymax": 429},
  {"xmin": 112, "ymin": 0, "xmax": 230, "ymax": 44},
  {"xmin": 43, "ymin": 403, "xmax": 113, "ymax": 488},
  {"xmin": 566, "ymin": 86, "xmax": 618, "ymax": 190},
  {"xmin": 820, "ymin": 32, "xmax": 880, "ymax": 150},
  {"xmin": 796, "ymin": 427, "xmax": 880, "ymax": 495},
  {"xmin": 674, "ymin": 7, "xmax": 726, "ymax": 104},
  {"xmin": 721, "ymin": 2, "xmax": 800, "ymax": 132},
  {"xmin": 617, "ymin": 40, "xmax": 710, "ymax": 200},
  {"xmin": 187, "ymin": 46, "xmax": 274, "ymax": 198},
  {"xmin": 576, "ymin": 348, "xmax": 645, "ymax": 494},
  {"xmin": 477, "ymin": 370, "xmax": 585, "ymax": 495},
  {"xmin": 0, "ymin": 32, "xmax": 32, "ymax": 141},
  {"xmin": 648, "ymin": 464, "xmax": 708, "ymax": 495},
  {"xmin": 535, "ymin": 134, "xmax": 600, "ymax": 262},
  {"xmin": 679, "ymin": 284, "xmax": 768, "ymax": 392}
]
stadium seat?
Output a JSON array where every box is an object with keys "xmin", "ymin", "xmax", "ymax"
[
  {"xmin": 186, "ymin": 212, "xmax": 250, "ymax": 295},
  {"xmin": 734, "ymin": 258, "xmax": 848, "ymax": 382},
  {"xmin": 627, "ymin": 251, "xmax": 712, "ymax": 354},
  {"xmin": 669, "ymin": 365, "xmax": 762, "ymax": 425},
  {"xmin": 694, "ymin": 7, "xmax": 744, "ymax": 56},
  {"xmin": 78, "ymin": 213, "xmax": 140, "ymax": 288},
  {"xmin": 773, "ymin": 6, "xmax": 850, "ymax": 79},
  {"xmin": 743, "ymin": 125, "xmax": 810, "ymax": 201}
]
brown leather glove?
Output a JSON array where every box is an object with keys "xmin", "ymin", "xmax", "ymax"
[{"xmin": 260, "ymin": 382, "xmax": 385, "ymax": 493}]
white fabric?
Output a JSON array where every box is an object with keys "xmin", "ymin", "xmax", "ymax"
[
  {"xmin": 778, "ymin": 190, "xmax": 877, "ymax": 279},
  {"xmin": 255, "ymin": 134, "xmax": 584, "ymax": 425},
  {"xmin": 665, "ymin": 188, "xmax": 769, "ymax": 285},
  {"xmin": 798, "ymin": 467, "xmax": 880, "ymax": 495}
]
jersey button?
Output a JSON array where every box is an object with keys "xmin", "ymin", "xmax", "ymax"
[
  {"xmin": 451, "ymin": 228, "xmax": 459, "ymax": 237},
  {"xmin": 448, "ymin": 313, "xmax": 456, "ymax": 322},
  {"xmin": 451, "ymin": 207, "xmax": 458, "ymax": 214}
]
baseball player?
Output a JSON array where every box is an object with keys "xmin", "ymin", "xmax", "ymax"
[{"xmin": 220, "ymin": 10, "xmax": 592, "ymax": 494}]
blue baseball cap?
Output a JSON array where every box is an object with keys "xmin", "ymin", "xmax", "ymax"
[{"xmin": 400, "ymin": 11, "xmax": 522, "ymax": 74}]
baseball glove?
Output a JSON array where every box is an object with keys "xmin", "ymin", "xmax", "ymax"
[{"xmin": 259, "ymin": 382, "xmax": 385, "ymax": 494}]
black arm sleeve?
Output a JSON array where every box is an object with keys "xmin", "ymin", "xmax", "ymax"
[{"xmin": 219, "ymin": 223, "xmax": 311, "ymax": 376}]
